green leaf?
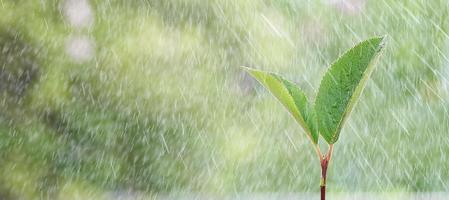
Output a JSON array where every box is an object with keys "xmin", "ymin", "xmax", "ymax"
[
  {"xmin": 242, "ymin": 67, "xmax": 319, "ymax": 144},
  {"xmin": 315, "ymin": 36, "xmax": 386, "ymax": 144}
]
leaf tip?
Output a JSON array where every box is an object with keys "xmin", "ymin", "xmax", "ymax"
[
  {"xmin": 371, "ymin": 35, "xmax": 388, "ymax": 52},
  {"xmin": 240, "ymin": 66, "xmax": 254, "ymax": 72},
  {"xmin": 240, "ymin": 66, "xmax": 250, "ymax": 70}
]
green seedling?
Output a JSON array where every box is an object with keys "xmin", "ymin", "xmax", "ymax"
[{"xmin": 243, "ymin": 36, "xmax": 386, "ymax": 200}]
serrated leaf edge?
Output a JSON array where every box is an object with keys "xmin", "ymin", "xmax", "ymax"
[
  {"xmin": 314, "ymin": 36, "xmax": 387, "ymax": 144},
  {"xmin": 242, "ymin": 66, "xmax": 318, "ymax": 144}
]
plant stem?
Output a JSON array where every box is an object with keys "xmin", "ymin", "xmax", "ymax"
[
  {"xmin": 320, "ymin": 145, "xmax": 333, "ymax": 200},
  {"xmin": 320, "ymin": 157, "xmax": 328, "ymax": 200}
]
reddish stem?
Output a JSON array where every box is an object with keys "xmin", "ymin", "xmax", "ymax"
[
  {"xmin": 320, "ymin": 145, "xmax": 333, "ymax": 200},
  {"xmin": 320, "ymin": 185, "xmax": 326, "ymax": 200},
  {"xmin": 320, "ymin": 158, "xmax": 328, "ymax": 200}
]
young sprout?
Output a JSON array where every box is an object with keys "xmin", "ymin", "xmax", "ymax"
[{"xmin": 243, "ymin": 36, "xmax": 386, "ymax": 200}]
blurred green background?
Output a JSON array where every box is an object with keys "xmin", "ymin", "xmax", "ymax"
[{"xmin": 1, "ymin": 0, "xmax": 449, "ymax": 199}]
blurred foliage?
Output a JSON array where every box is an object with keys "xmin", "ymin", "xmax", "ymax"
[{"xmin": 1, "ymin": 0, "xmax": 449, "ymax": 199}]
